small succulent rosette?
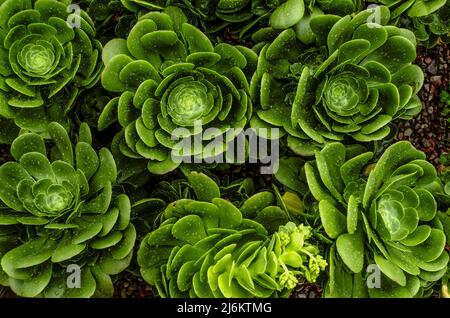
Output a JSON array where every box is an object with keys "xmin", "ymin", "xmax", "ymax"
[
  {"xmin": 137, "ymin": 172, "xmax": 326, "ymax": 297},
  {"xmin": 0, "ymin": 0, "xmax": 103, "ymax": 141},
  {"xmin": 374, "ymin": 0, "xmax": 450, "ymax": 48},
  {"xmin": 0, "ymin": 122, "xmax": 135, "ymax": 298},
  {"xmin": 406, "ymin": 1, "xmax": 450, "ymax": 47},
  {"xmin": 297, "ymin": 141, "xmax": 448, "ymax": 297},
  {"xmin": 250, "ymin": 6, "xmax": 424, "ymax": 156},
  {"xmin": 99, "ymin": 7, "xmax": 256, "ymax": 175}
]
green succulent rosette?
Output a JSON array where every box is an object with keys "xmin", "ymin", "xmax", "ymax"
[
  {"xmin": 250, "ymin": 6, "xmax": 424, "ymax": 156},
  {"xmin": 118, "ymin": 0, "xmax": 362, "ymax": 35},
  {"xmin": 99, "ymin": 8, "xmax": 256, "ymax": 175},
  {"xmin": 137, "ymin": 171, "xmax": 326, "ymax": 298},
  {"xmin": 119, "ymin": 0, "xmax": 270, "ymax": 35},
  {"xmin": 0, "ymin": 0, "xmax": 103, "ymax": 141},
  {"xmin": 0, "ymin": 122, "xmax": 136, "ymax": 298},
  {"xmin": 373, "ymin": 0, "xmax": 447, "ymax": 19},
  {"xmin": 404, "ymin": 0, "xmax": 450, "ymax": 47},
  {"xmin": 120, "ymin": 0, "xmax": 259, "ymax": 31},
  {"xmin": 300, "ymin": 141, "xmax": 448, "ymax": 297}
]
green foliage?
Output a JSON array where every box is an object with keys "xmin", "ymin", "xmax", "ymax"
[
  {"xmin": 439, "ymin": 154, "xmax": 450, "ymax": 166},
  {"xmin": 119, "ymin": 0, "xmax": 265, "ymax": 35},
  {"xmin": 374, "ymin": 0, "xmax": 447, "ymax": 18},
  {"xmin": 440, "ymin": 83, "xmax": 450, "ymax": 121},
  {"xmin": 118, "ymin": 0, "xmax": 362, "ymax": 36},
  {"xmin": 375, "ymin": 0, "xmax": 449, "ymax": 47},
  {"xmin": 74, "ymin": 87, "xmax": 112, "ymax": 127},
  {"xmin": 250, "ymin": 6, "xmax": 424, "ymax": 156},
  {"xmin": 0, "ymin": 122, "xmax": 136, "ymax": 297},
  {"xmin": 293, "ymin": 141, "xmax": 448, "ymax": 297},
  {"xmin": 0, "ymin": 0, "xmax": 446, "ymax": 300},
  {"xmin": 434, "ymin": 168, "xmax": 450, "ymax": 205},
  {"xmin": 99, "ymin": 7, "xmax": 256, "ymax": 175},
  {"xmin": 441, "ymin": 86, "xmax": 450, "ymax": 104},
  {"xmin": 0, "ymin": 0, "xmax": 103, "ymax": 141},
  {"xmin": 80, "ymin": 0, "xmax": 137, "ymax": 40},
  {"xmin": 407, "ymin": 1, "xmax": 450, "ymax": 47},
  {"xmin": 137, "ymin": 171, "xmax": 326, "ymax": 297}
]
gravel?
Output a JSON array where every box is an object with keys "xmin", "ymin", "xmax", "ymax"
[
  {"xmin": 113, "ymin": 272, "xmax": 155, "ymax": 299},
  {"xmin": 290, "ymin": 278, "xmax": 324, "ymax": 299},
  {"xmin": 394, "ymin": 43, "xmax": 450, "ymax": 168}
]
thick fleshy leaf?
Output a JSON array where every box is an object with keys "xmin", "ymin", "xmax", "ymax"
[
  {"xmin": 187, "ymin": 172, "xmax": 220, "ymax": 202},
  {"xmin": 9, "ymin": 262, "xmax": 52, "ymax": 298},
  {"xmin": 0, "ymin": 162, "xmax": 32, "ymax": 210},
  {"xmin": 102, "ymin": 38, "xmax": 130, "ymax": 65},
  {"xmin": 11, "ymin": 133, "xmax": 46, "ymax": 161},
  {"xmin": 212, "ymin": 198, "xmax": 242, "ymax": 229},
  {"xmin": 363, "ymin": 142, "xmax": 424, "ymax": 208},
  {"xmin": 182, "ymin": 23, "xmax": 213, "ymax": 53},
  {"xmin": 319, "ymin": 200, "xmax": 346, "ymax": 239},
  {"xmin": 48, "ymin": 122, "xmax": 74, "ymax": 166},
  {"xmin": 240, "ymin": 192, "xmax": 275, "ymax": 219},
  {"xmin": 270, "ymin": 0, "xmax": 305, "ymax": 29},
  {"xmin": 374, "ymin": 253, "xmax": 407, "ymax": 287},
  {"xmin": 409, "ymin": 229, "xmax": 446, "ymax": 263},
  {"xmin": 1, "ymin": 236, "xmax": 56, "ymax": 275},
  {"xmin": 171, "ymin": 215, "xmax": 206, "ymax": 245}
]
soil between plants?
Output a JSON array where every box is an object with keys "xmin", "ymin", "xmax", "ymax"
[{"xmin": 394, "ymin": 43, "xmax": 449, "ymax": 169}]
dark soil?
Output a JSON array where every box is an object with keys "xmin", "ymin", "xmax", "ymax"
[
  {"xmin": 113, "ymin": 272, "xmax": 155, "ymax": 298},
  {"xmin": 0, "ymin": 144, "xmax": 11, "ymax": 165},
  {"xmin": 0, "ymin": 286, "xmax": 16, "ymax": 298},
  {"xmin": 289, "ymin": 278, "xmax": 324, "ymax": 298},
  {"xmin": 395, "ymin": 43, "xmax": 450, "ymax": 169}
]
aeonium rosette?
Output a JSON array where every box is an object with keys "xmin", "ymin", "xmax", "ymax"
[
  {"xmin": 99, "ymin": 8, "xmax": 256, "ymax": 175},
  {"xmin": 0, "ymin": 122, "xmax": 136, "ymax": 298},
  {"xmin": 118, "ymin": 0, "xmax": 363, "ymax": 35},
  {"xmin": 137, "ymin": 171, "xmax": 327, "ymax": 298},
  {"xmin": 298, "ymin": 141, "xmax": 448, "ymax": 297},
  {"xmin": 250, "ymin": 6, "xmax": 424, "ymax": 156},
  {"xmin": 0, "ymin": 0, "xmax": 103, "ymax": 142}
]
